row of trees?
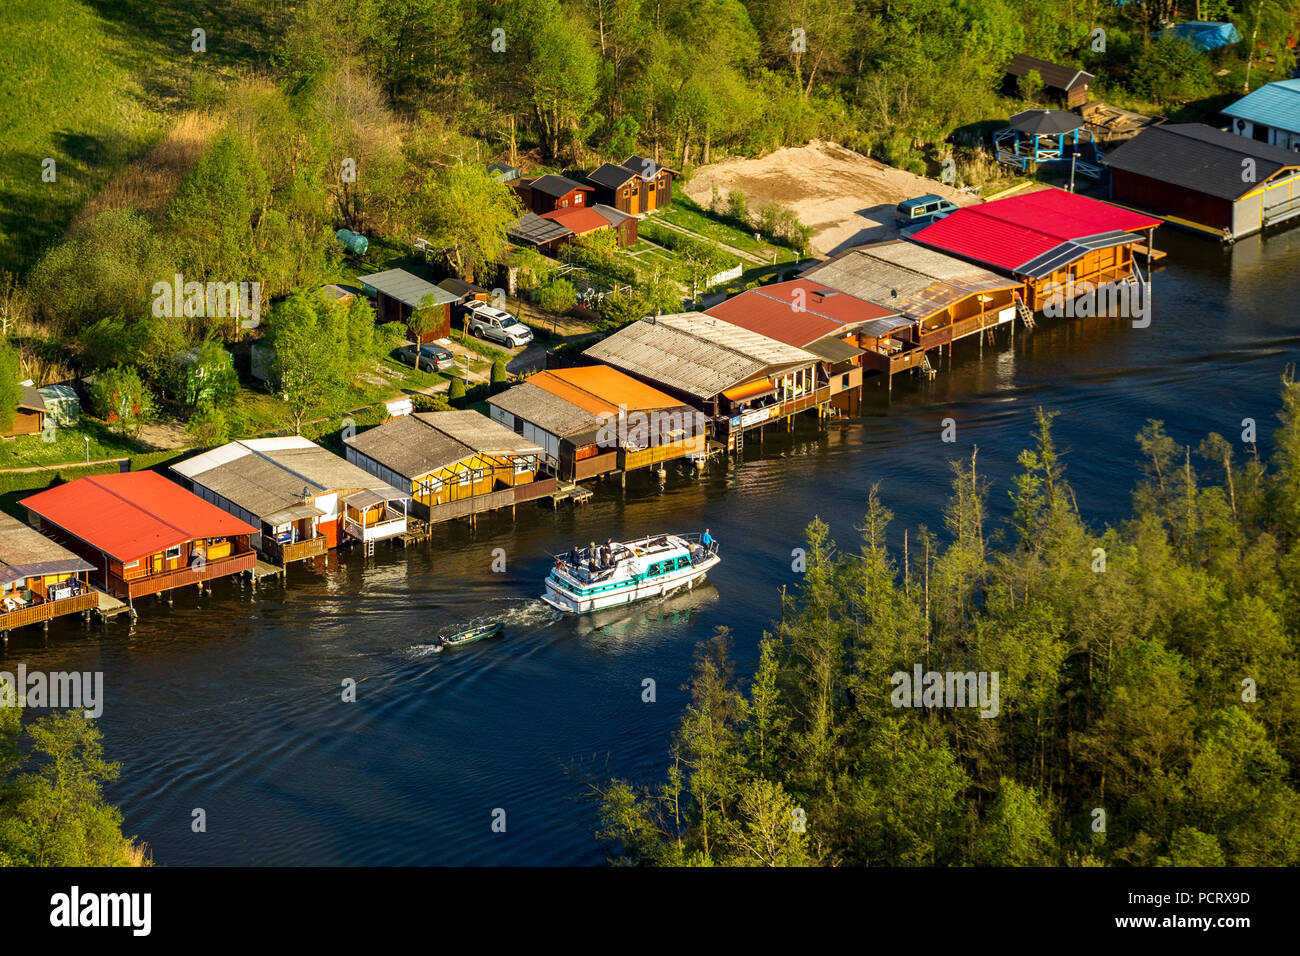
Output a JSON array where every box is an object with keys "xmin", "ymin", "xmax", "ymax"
[{"xmin": 593, "ymin": 385, "xmax": 1300, "ymax": 865}]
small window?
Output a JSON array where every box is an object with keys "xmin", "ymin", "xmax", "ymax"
[
  {"xmin": 574, "ymin": 193, "xmax": 583, "ymax": 204},
  {"xmin": 622, "ymin": 188, "xmax": 629, "ymax": 197},
  {"xmin": 677, "ymin": 556, "xmax": 691, "ymax": 569},
  {"xmin": 647, "ymin": 563, "xmax": 661, "ymax": 577},
  {"xmin": 165, "ymin": 545, "xmax": 182, "ymax": 560},
  {"xmin": 841, "ymin": 373, "xmax": 850, "ymax": 389},
  {"xmin": 124, "ymin": 560, "xmax": 140, "ymax": 570}
]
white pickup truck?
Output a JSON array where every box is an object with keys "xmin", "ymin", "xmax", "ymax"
[{"xmin": 465, "ymin": 301, "xmax": 534, "ymax": 348}]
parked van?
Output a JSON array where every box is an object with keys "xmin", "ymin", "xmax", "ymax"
[{"xmin": 895, "ymin": 194, "xmax": 958, "ymax": 227}]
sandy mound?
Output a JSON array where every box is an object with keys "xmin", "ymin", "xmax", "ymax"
[{"xmin": 683, "ymin": 140, "xmax": 980, "ymax": 257}]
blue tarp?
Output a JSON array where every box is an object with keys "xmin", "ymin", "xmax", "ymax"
[{"xmin": 1156, "ymin": 21, "xmax": 1243, "ymax": 51}]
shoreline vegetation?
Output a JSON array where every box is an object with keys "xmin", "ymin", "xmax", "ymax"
[
  {"xmin": 0, "ymin": 682, "xmax": 149, "ymax": 867},
  {"xmin": 1, "ymin": 0, "xmax": 1297, "ymax": 868},
  {"xmin": 589, "ymin": 390, "xmax": 1300, "ymax": 866}
]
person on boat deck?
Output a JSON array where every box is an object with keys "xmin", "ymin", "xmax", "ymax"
[
  {"xmin": 701, "ymin": 528, "xmax": 715, "ymax": 550},
  {"xmin": 568, "ymin": 545, "xmax": 579, "ymax": 565}
]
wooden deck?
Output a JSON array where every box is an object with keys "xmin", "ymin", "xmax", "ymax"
[
  {"xmin": 263, "ymin": 535, "xmax": 328, "ymax": 565},
  {"xmin": 0, "ymin": 590, "xmax": 98, "ymax": 632}
]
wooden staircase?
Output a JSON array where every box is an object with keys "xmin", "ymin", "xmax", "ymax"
[{"xmin": 1014, "ymin": 291, "xmax": 1035, "ymax": 330}]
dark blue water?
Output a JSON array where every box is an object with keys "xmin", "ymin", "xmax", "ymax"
[{"xmin": 4, "ymin": 226, "xmax": 1297, "ymax": 865}]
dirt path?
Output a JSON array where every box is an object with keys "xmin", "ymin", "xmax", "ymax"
[{"xmin": 0, "ymin": 457, "xmax": 130, "ymax": 474}]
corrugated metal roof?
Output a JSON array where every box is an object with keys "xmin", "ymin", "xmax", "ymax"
[
  {"xmin": 173, "ymin": 438, "xmax": 402, "ymax": 519},
  {"xmin": 488, "ymin": 382, "xmax": 604, "ymax": 439},
  {"xmin": 1101, "ymin": 123, "xmax": 1300, "ymax": 200},
  {"xmin": 704, "ymin": 279, "xmax": 896, "ymax": 348},
  {"xmin": 1223, "ymin": 79, "xmax": 1300, "ymax": 134},
  {"xmin": 345, "ymin": 411, "xmax": 542, "ymax": 480},
  {"xmin": 20, "ymin": 472, "xmax": 256, "ymax": 563},
  {"xmin": 654, "ymin": 313, "xmax": 818, "ymax": 366},
  {"xmin": 1005, "ymin": 53, "xmax": 1094, "ymax": 91},
  {"xmin": 804, "ymin": 336, "xmax": 865, "ymax": 363},
  {"xmin": 584, "ymin": 315, "xmax": 815, "ymax": 400},
  {"xmin": 910, "ymin": 189, "xmax": 1160, "ymax": 275},
  {"xmin": 416, "ymin": 411, "xmax": 543, "ymax": 457},
  {"xmin": 358, "ymin": 270, "xmax": 457, "ymax": 308},
  {"xmin": 591, "ymin": 203, "xmax": 632, "ymax": 226},
  {"xmin": 540, "ymin": 206, "xmax": 611, "ymax": 234},
  {"xmin": 800, "ymin": 240, "xmax": 1019, "ymax": 321},
  {"xmin": 0, "ymin": 512, "xmax": 96, "ymax": 585},
  {"xmin": 542, "ymin": 366, "xmax": 681, "ymax": 411}
]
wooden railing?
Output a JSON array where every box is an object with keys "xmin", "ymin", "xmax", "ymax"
[
  {"xmin": 619, "ymin": 435, "xmax": 706, "ymax": 471},
  {"xmin": 0, "ymin": 590, "xmax": 98, "ymax": 631},
  {"xmin": 125, "ymin": 551, "xmax": 257, "ymax": 599},
  {"xmin": 423, "ymin": 477, "xmax": 559, "ymax": 524},
  {"xmin": 264, "ymin": 535, "xmax": 328, "ymax": 565},
  {"xmin": 343, "ymin": 514, "xmax": 407, "ymax": 542}
]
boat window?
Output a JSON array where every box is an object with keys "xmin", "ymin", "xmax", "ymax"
[
  {"xmin": 677, "ymin": 556, "xmax": 691, "ymax": 569},
  {"xmin": 647, "ymin": 563, "xmax": 661, "ymax": 576}
]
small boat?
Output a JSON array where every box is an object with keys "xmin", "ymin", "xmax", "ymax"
[
  {"xmin": 440, "ymin": 622, "xmax": 504, "ymax": 648},
  {"xmin": 541, "ymin": 532, "xmax": 721, "ymax": 615}
]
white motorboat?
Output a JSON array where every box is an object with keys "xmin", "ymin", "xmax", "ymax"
[{"xmin": 541, "ymin": 532, "xmax": 721, "ymax": 614}]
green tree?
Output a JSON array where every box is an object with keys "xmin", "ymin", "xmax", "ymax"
[
  {"xmin": 88, "ymin": 366, "xmax": 155, "ymax": 441},
  {"xmin": 266, "ymin": 291, "xmax": 349, "ymax": 434},
  {"xmin": 415, "ymin": 164, "xmax": 522, "ymax": 283},
  {"xmin": 0, "ymin": 339, "xmax": 23, "ymax": 433}
]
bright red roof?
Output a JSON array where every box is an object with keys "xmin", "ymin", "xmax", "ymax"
[
  {"xmin": 21, "ymin": 471, "xmax": 256, "ymax": 562},
  {"xmin": 912, "ymin": 188, "xmax": 1161, "ymax": 274},
  {"xmin": 539, "ymin": 206, "xmax": 611, "ymax": 235},
  {"xmin": 704, "ymin": 280, "xmax": 896, "ymax": 348}
]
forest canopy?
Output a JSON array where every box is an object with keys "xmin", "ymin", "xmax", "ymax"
[{"xmin": 592, "ymin": 382, "xmax": 1300, "ymax": 866}]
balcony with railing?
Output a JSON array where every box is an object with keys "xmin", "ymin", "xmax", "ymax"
[
  {"xmin": 0, "ymin": 586, "xmax": 98, "ymax": 631},
  {"xmin": 123, "ymin": 550, "xmax": 257, "ymax": 599},
  {"xmin": 343, "ymin": 508, "xmax": 407, "ymax": 543},
  {"xmin": 263, "ymin": 534, "xmax": 329, "ymax": 565}
]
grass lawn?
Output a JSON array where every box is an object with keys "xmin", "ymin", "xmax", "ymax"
[
  {"xmin": 0, "ymin": 418, "xmax": 145, "ymax": 469},
  {"xmin": 0, "ymin": 0, "xmax": 289, "ymax": 278},
  {"xmin": 659, "ymin": 190, "xmax": 802, "ymax": 263}
]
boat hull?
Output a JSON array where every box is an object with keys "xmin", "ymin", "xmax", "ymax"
[{"xmin": 541, "ymin": 555, "xmax": 719, "ymax": 615}]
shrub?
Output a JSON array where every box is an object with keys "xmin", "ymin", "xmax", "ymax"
[
  {"xmin": 490, "ymin": 359, "xmax": 508, "ymax": 393},
  {"xmin": 726, "ymin": 190, "xmax": 749, "ymax": 224},
  {"xmin": 447, "ymin": 378, "xmax": 466, "ymax": 406},
  {"xmin": 538, "ymin": 278, "xmax": 578, "ymax": 315}
]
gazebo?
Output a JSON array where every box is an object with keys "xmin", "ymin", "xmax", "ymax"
[{"xmin": 994, "ymin": 109, "xmax": 1103, "ymax": 178}]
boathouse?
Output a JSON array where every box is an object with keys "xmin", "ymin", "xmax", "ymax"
[
  {"xmin": 490, "ymin": 366, "xmax": 705, "ymax": 478},
  {"xmin": 1223, "ymin": 79, "xmax": 1300, "ymax": 152},
  {"xmin": 488, "ymin": 382, "xmax": 609, "ymax": 481},
  {"xmin": 909, "ymin": 189, "xmax": 1161, "ymax": 311},
  {"xmin": 171, "ymin": 437, "xmax": 411, "ymax": 564},
  {"xmin": 20, "ymin": 471, "xmax": 257, "ymax": 601},
  {"xmin": 358, "ymin": 269, "xmax": 455, "ymax": 342},
  {"xmin": 703, "ymin": 279, "xmax": 898, "ymax": 413},
  {"xmin": 1101, "ymin": 124, "xmax": 1300, "ymax": 241},
  {"xmin": 801, "ymin": 240, "xmax": 1024, "ymax": 383},
  {"xmin": 0, "ymin": 513, "xmax": 97, "ymax": 634},
  {"xmin": 344, "ymin": 411, "xmax": 555, "ymax": 524},
  {"xmin": 583, "ymin": 313, "xmax": 824, "ymax": 449}
]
